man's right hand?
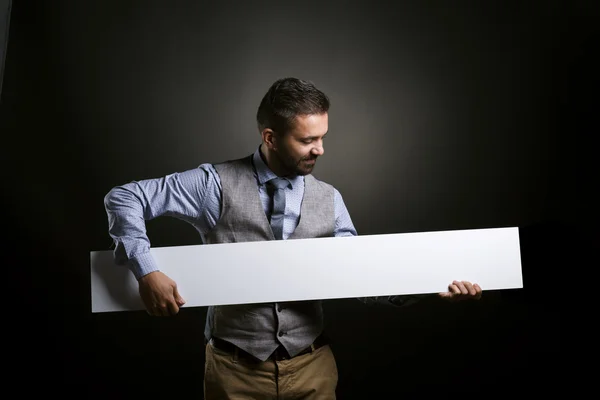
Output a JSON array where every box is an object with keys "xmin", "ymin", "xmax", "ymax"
[{"xmin": 138, "ymin": 271, "xmax": 186, "ymax": 316}]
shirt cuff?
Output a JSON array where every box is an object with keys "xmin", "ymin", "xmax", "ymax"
[{"xmin": 129, "ymin": 252, "xmax": 160, "ymax": 280}]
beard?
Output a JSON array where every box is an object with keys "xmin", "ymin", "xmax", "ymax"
[{"xmin": 275, "ymin": 147, "xmax": 317, "ymax": 177}]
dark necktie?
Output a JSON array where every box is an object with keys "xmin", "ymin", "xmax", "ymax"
[{"xmin": 267, "ymin": 177, "xmax": 290, "ymax": 240}]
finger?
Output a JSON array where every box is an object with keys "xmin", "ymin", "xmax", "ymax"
[
  {"xmin": 173, "ymin": 287, "xmax": 186, "ymax": 306},
  {"xmin": 146, "ymin": 303, "xmax": 162, "ymax": 317},
  {"xmin": 442, "ymin": 284, "xmax": 461, "ymax": 301},
  {"xmin": 462, "ymin": 281, "xmax": 476, "ymax": 296},
  {"xmin": 453, "ymin": 281, "xmax": 468, "ymax": 295},
  {"xmin": 167, "ymin": 300, "xmax": 180, "ymax": 316},
  {"xmin": 155, "ymin": 304, "xmax": 170, "ymax": 317},
  {"xmin": 449, "ymin": 284, "xmax": 461, "ymax": 294},
  {"xmin": 141, "ymin": 298, "xmax": 158, "ymax": 317},
  {"xmin": 474, "ymin": 283, "xmax": 482, "ymax": 299},
  {"xmin": 147, "ymin": 305, "xmax": 161, "ymax": 317}
]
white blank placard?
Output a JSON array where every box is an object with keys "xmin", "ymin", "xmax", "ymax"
[{"xmin": 90, "ymin": 227, "xmax": 523, "ymax": 313}]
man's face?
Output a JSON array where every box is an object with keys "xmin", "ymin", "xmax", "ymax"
[{"xmin": 273, "ymin": 113, "xmax": 328, "ymax": 176}]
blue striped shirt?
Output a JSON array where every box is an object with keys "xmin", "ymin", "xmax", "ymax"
[{"xmin": 104, "ymin": 148, "xmax": 358, "ymax": 280}]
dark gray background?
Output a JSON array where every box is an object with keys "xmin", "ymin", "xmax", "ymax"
[
  {"xmin": 0, "ymin": 0, "xmax": 11, "ymax": 98},
  {"xmin": 2, "ymin": 0, "xmax": 595, "ymax": 397}
]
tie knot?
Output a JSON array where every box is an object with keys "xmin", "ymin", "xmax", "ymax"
[{"xmin": 267, "ymin": 177, "xmax": 290, "ymax": 190}]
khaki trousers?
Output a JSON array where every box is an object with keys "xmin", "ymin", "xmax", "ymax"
[{"xmin": 204, "ymin": 342, "xmax": 338, "ymax": 400}]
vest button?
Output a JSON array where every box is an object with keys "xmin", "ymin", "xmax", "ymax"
[
  {"xmin": 278, "ymin": 331, "xmax": 286, "ymax": 337},
  {"xmin": 277, "ymin": 305, "xmax": 283, "ymax": 312}
]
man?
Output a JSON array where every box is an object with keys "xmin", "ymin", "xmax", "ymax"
[{"xmin": 104, "ymin": 77, "xmax": 482, "ymax": 399}]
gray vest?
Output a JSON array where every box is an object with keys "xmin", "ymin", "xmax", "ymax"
[{"xmin": 203, "ymin": 155, "xmax": 335, "ymax": 361}]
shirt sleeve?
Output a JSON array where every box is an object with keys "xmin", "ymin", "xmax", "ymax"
[
  {"xmin": 103, "ymin": 163, "xmax": 222, "ymax": 280},
  {"xmin": 333, "ymin": 188, "xmax": 358, "ymax": 237}
]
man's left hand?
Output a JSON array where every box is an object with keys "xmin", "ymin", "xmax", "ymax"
[{"xmin": 438, "ymin": 280, "xmax": 482, "ymax": 301}]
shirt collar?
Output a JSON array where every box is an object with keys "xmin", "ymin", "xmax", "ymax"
[{"xmin": 252, "ymin": 146, "xmax": 304, "ymax": 189}]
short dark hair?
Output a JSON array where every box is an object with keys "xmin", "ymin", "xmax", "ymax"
[{"xmin": 256, "ymin": 77, "xmax": 330, "ymax": 135}]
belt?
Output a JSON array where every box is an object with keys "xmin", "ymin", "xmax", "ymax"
[{"xmin": 210, "ymin": 334, "xmax": 329, "ymax": 362}]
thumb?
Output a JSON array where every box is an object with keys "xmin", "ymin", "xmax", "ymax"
[
  {"xmin": 173, "ymin": 287, "xmax": 186, "ymax": 305},
  {"xmin": 437, "ymin": 291, "xmax": 455, "ymax": 301}
]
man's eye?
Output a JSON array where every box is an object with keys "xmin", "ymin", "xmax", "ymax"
[{"xmin": 302, "ymin": 140, "xmax": 312, "ymax": 144}]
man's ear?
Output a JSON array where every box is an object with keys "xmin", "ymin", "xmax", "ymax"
[{"xmin": 262, "ymin": 129, "xmax": 277, "ymax": 150}]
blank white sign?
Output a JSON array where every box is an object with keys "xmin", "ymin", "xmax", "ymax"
[{"xmin": 90, "ymin": 227, "xmax": 523, "ymax": 313}]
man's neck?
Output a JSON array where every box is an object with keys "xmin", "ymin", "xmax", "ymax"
[{"xmin": 259, "ymin": 143, "xmax": 290, "ymax": 177}]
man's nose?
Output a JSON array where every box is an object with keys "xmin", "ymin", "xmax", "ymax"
[{"xmin": 312, "ymin": 143, "xmax": 324, "ymax": 156}]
